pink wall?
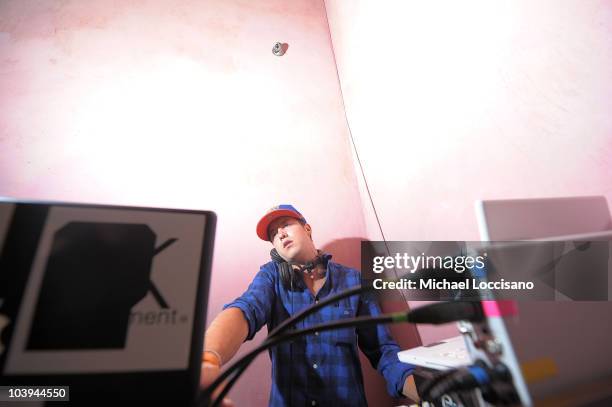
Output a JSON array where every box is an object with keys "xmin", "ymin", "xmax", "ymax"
[
  {"xmin": 6, "ymin": 0, "xmax": 610, "ymax": 403},
  {"xmin": 324, "ymin": 0, "xmax": 612, "ymax": 344},
  {"xmin": 0, "ymin": 0, "xmax": 396, "ymax": 405}
]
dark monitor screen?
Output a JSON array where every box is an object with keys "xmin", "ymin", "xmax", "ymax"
[{"xmin": 0, "ymin": 200, "xmax": 216, "ymax": 404}]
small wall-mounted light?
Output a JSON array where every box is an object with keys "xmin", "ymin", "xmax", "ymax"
[{"xmin": 272, "ymin": 42, "xmax": 288, "ymax": 56}]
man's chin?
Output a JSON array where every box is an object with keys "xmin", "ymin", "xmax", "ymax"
[{"xmin": 282, "ymin": 249, "xmax": 303, "ymax": 264}]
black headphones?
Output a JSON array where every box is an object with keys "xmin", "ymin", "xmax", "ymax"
[{"xmin": 270, "ymin": 249, "xmax": 332, "ymax": 290}]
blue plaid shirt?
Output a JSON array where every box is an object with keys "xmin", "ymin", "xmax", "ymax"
[{"xmin": 223, "ymin": 261, "xmax": 414, "ymax": 407}]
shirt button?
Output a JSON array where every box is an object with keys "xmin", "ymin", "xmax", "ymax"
[
  {"xmin": 314, "ymin": 331, "xmax": 319, "ymax": 336},
  {"xmin": 315, "ymin": 299, "xmax": 319, "ymax": 304},
  {"xmin": 311, "ymin": 401, "xmax": 317, "ymax": 406},
  {"xmin": 313, "ymin": 363, "xmax": 318, "ymax": 369}
]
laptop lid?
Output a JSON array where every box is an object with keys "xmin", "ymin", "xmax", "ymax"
[
  {"xmin": 475, "ymin": 195, "xmax": 612, "ymax": 241},
  {"xmin": 473, "ymin": 196, "xmax": 612, "ymax": 405},
  {"xmin": 0, "ymin": 199, "xmax": 216, "ymax": 404}
]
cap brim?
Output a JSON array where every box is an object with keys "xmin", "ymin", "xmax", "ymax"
[{"xmin": 256, "ymin": 209, "xmax": 304, "ymax": 241}]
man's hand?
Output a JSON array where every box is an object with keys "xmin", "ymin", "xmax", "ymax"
[
  {"xmin": 200, "ymin": 361, "xmax": 234, "ymax": 407},
  {"xmin": 402, "ymin": 374, "xmax": 420, "ymax": 403},
  {"xmin": 201, "ymin": 307, "xmax": 249, "ymax": 406}
]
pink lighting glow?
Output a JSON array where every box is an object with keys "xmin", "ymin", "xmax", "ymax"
[{"xmin": 1, "ymin": 0, "xmax": 611, "ymax": 404}]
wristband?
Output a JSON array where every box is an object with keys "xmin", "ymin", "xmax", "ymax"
[{"xmin": 202, "ymin": 349, "xmax": 222, "ymax": 366}]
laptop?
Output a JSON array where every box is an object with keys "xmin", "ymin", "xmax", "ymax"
[
  {"xmin": 398, "ymin": 335, "xmax": 470, "ymax": 371},
  {"xmin": 0, "ymin": 199, "xmax": 216, "ymax": 404},
  {"xmin": 475, "ymin": 195, "xmax": 612, "ymax": 241},
  {"xmin": 474, "ymin": 196, "xmax": 612, "ymax": 406}
]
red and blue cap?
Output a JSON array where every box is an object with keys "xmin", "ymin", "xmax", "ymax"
[{"xmin": 256, "ymin": 204, "xmax": 307, "ymax": 241}]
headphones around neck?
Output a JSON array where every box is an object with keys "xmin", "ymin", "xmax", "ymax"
[{"xmin": 270, "ymin": 249, "xmax": 332, "ymax": 289}]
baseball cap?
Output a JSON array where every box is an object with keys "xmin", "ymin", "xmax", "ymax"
[{"xmin": 256, "ymin": 204, "xmax": 307, "ymax": 241}]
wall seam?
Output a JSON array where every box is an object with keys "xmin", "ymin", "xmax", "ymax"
[
  {"xmin": 320, "ymin": 1, "xmax": 422, "ymax": 349},
  {"xmin": 320, "ymin": 0, "xmax": 387, "ymax": 244}
]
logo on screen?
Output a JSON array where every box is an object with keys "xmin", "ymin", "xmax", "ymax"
[{"xmin": 26, "ymin": 222, "xmax": 180, "ymax": 350}]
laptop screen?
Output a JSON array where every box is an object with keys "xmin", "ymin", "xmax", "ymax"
[
  {"xmin": 473, "ymin": 197, "xmax": 612, "ymax": 405},
  {"xmin": 0, "ymin": 200, "xmax": 216, "ymax": 403}
]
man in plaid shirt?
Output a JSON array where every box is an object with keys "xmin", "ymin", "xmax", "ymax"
[{"xmin": 202, "ymin": 205, "xmax": 418, "ymax": 406}]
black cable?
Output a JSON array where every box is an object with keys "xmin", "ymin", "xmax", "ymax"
[
  {"xmin": 209, "ymin": 286, "xmax": 364, "ymax": 406},
  {"xmin": 212, "ymin": 265, "xmax": 388, "ymax": 403},
  {"xmin": 419, "ymin": 361, "xmax": 517, "ymax": 403},
  {"xmin": 202, "ymin": 311, "xmax": 409, "ymax": 407},
  {"xmin": 211, "ymin": 259, "xmax": 311, "ymax": 407},
  {"xmin": 419, "ymin": 368, "xmax": 453, "ymax": 400},
  {"xmin": 205, "ymin": 269, "xmax": 485, "ymax": 406},
  {"xmin": 205, "ymin": 285, "xmax": 367, "ymax": 406},
  {"xmin": 270, "ymin": 261, "xmax": 480, "ymax": 340},
  {"xmin": 210, "ymin": 260, "xmax": 352, "ymax": 407},
  {"xmin": 207, "ymin": 283, "xmax": 365, "ymax": 405},
  {"xmin": 206, "ymin": 299, "xmax": 485, "ymax": 406},
  {"xmin": 270, "ymin": 271, "xmax": 483, "ymax": 340},
  {"xmin": 428, "ymin": 369, "xmax": 481, "ymax": 400},
  {"xmin": 269, "ymin": 285, "xmax": 364, "ymax": 337},
  {"xmin": 209, "ymin": 365, "xmax": 243, "ymax": 407}
]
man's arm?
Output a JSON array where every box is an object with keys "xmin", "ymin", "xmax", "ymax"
[
  {"xmin": 200, "ymin": 265, "xmax": 276, "ymax": 391},
  {"xmin": 356, "ymin": 296, "xmax": 420, "ymax": 402},
  {"xmin": 200, "ymin": 263, "xmax": 276, "ymax": 406},
  {"xmin": 200, "ymin": 308, "xmax": 248, "ymax": 407},
  {"xmin": 204, "ymin": 307, "xmax": 249, "ymax": 365},
  {"xmin": 204, "ymin": 264, "xmax": 277, "ymax": 365},
  {"xmin": 402, "ymin": 374, "xmax": 419, "ymax": 402}
]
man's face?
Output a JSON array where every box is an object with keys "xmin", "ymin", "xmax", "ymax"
[{"xmin": 268, "ymin": 216, "xmax": 316, "ymax": 263}]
